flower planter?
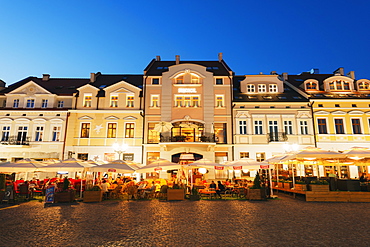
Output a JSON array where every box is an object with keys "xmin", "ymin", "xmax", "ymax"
[
  {"xmin": 54, "ymin": 190, "xmax": 76, "ymax": 203},
  {"xmin": 294, "ymin": 184, "xmax": 307, "ymax": 191},
  {"xmin": 308, "ymin": 184, "xmax": 329, "ymax": 192},
  {"xmin": 283, "ymin": 182, "xmax": 292, "ymax": 189},
  {"xmin": 277, "ymin": 182, "xmax": 284, "ymax": 188},
  {"xmin": 247, "ymin": 188, "xmax": 266, "ymax": 200},
  {"xmin": 167, "ymin": 189, "xmax": 185, "ymax": 200},
  {"xmin": 83, "ymin": 191, "xmax": 103, "ymax": 202}
]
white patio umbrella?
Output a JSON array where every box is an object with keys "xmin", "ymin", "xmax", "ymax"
[
  {"xmin": 0, "ymin": 159, "xmax": 47, "ymax": 174},
  {"xmin": 135, "ymin": 158, "xmax": 181, "ymax": 173},
  {"xmin": 91, "ymin": 160, "xmax": 136, "ymax": 174},
  {"xmin": 342, "ymin": 146, "xmax": 370, "ymax": 159},
  {"xmin": 154, "ymin": 121, "xmax": 173, "ymax": 132}
]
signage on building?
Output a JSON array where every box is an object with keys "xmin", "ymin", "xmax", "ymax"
[
  {"xmin": 122, "ymin": 153, "xmax": 134, "ymax": 161},
  {"xmin": 178, "ymin": 88, "xmax": 197, "ymax": 93},
  {"xmin": 108, "ymin": 169, "xmax": 116, "ymax": 172},
  {"xmin": 233, "ymin": 166, "xmax": 242, "ymax": 170},
  {"xmin": 214, "ymin": 166, "xmax": 224, "ymax": 170},
  {"xmin": 154, "ymin": 167, "xmax": 162, "ymax": 171}
]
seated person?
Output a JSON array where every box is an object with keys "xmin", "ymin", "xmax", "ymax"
[
  {"xmin": 209, "ymin": 181, "xmax": 217, "ymax": 190},
  {"xmin": 142, "ymin": 181, "xmax": 156, "ymax": 198},
  {"xmin": 216, "ymin": 181, "xmax": 225, "ymax": 199}
]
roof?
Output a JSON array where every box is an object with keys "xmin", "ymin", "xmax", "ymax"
[
  {"xmin": 232, "ymin": 75, "xmax": 309, "ymax": 103},
  {"xmin": 144, "ymin": 59, "xmax": 233, "ymax": 76}
]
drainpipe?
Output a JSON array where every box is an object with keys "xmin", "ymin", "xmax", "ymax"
[
  {"xmin": 62, "ymin": 112, "xmax": 70, "ymax": 160},
  {"xmin": 141, "ymin": 75, "xmax": 148, "ymax": 165},
  {"xmin": 309, "ymin": 101, "xmax": 317, "ymax": 147}
]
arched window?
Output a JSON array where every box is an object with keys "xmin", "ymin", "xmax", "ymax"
[
  {"xmin": 329, "ymin": 80, "xmax": 350, "ymax": 91},
  {"xmin": 306, "ymin": 81, "xmax": 317, "ymax": 90},
  {"xmin": 358, "ymin": 81, "xmax": 370, "ymax": 90}
]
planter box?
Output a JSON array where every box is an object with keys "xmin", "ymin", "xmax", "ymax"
[
  {"xmin": 167, "ymin": 189, "xmax": 185, "ymax": 200},
  {"xmin": 247, "ymin": 188, "xmax": 266, "ymax": 200},
  {"xmin": 294, "ymin": 184, "xmax": 307, "ymax": 191},
  {"xmin": 283, "ymin": 182, "xmax": 292, "ymax": 189},
  {"xmin": 308, "ymin": 184, "xmax": 329, "ymax": 192},
  {"xmin": 54, "ymin": 190, "xmax": 76, "ymax": 203},
  {"xmin": 83, "ymin": 191, "xmax": 103, "ymax": 202},
  {"xmin": 277, "ymin": 182, "xmax": 284, "ymax": 188}
]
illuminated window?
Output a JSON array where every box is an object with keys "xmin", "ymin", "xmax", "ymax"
[
  {"xmin": 81, "ymin": 123, "xmax": 90, "ymax": 138},
  {"xmin": 41, "ymin": 99, "xmax": 48, "ymax": 108},
  {"xmin": 127, "ymin": 95, "xmax": 134, "ymax": 107},
  {"xmin": 306, "ymin": 82, "xmax": 317, "ymax": 90},
  {"xmin": 247, "ymin": 84, "xmax": 255, "ymax": 93},
  {"xmin": 214, "ymin": 123, "xmax": 227, "ymax": 144},
  {"xmin": 329, "ymin": 80, "xmax": 350, "ymax": 91},
  {"xmin": 83, "ymin": 95, "xmax": 92, "ymax": 107},
  {"xmin": 35, "ymin": 126, "xmax": 43, "ymax": 141},
  {"xmin": 13, "ymin": 99, "xmax": 19, "ymax": 108},
  {"xmin": 192, "ymin": 96, "xmax": 199, "ymax": 107},
  {"xmin": 52, "ymin": 126, "xmax": 61, "ymax": 141},
  {"xmin": 216, "ymin": 95, "xmax": 224, "ymax": 107},
  {"xmin": 256, "ymin": 152, "xmax": 265, "ymax": 162},
  {"xmin": 125, "ymin": 123, "xmax": 134, "ymax": 138},
  {"xmin": 107, "ymin": 123, "xmax": 117, "ymax": 138},
  {"xmin": 176, "ymin": 76, "xmax": 184, "ymax": 84},
  {"xmin": 175, "ymin": 96, "xmax": 183, "ymax": 107},
  {"xmin": 110, "ymin": 95, "xmax": 118, "ymax": 107},
  {"xmin": 269, "ymin": 84, "xmax": 277, "ymax": 92},
  {"xmin": 184, "ymin": 96, "xmax": 191, "ymax": 107},
  {"xmin": 191, "ymin": 76, "xmax": 199, "ymax": 84},
  {"xmin": 151, "ymin": 95, "xmax": 159, "ymax": 107},
  {"xmin": 258, "ymin": 84, "xmax": 266, "ymax": 93},
  {"xmin": 148, "ymin": 123, "xmax": 160, "ymax": 143},
  {"xmin": 240, "ymin": 152, "xmax": 249, "ymax": 158},
  {"xmin": 358, "ymin": 81, "xmax": 370, "ymax": 90},
  {"xmin": 26, "ymin": 99, "xmax": 35, "ymax": 108}
]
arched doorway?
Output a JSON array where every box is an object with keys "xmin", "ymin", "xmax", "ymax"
[{"xmin": 171, "ymin": 153, "xmax": 203, "ymax": 164}]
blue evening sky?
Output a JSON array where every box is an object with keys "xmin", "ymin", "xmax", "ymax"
[{"xmin": 1, "ymin": 0, "xmax": 369, "ymax": 84}]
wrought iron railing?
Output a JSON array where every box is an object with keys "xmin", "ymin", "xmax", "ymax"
[
  {"xmin": 267, "ymin": 132, "xmax": 288, "ymax": 142},
  {"xmin": 1, "ymin": 136, "xmax": 30, "ymax": 145},
  {"xmin": 159, "ymin": 132, "xmax": 216, "ymax": 143}
]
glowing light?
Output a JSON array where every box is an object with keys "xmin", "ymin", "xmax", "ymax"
[{"xmin": 198, "ymin": 168, "xmax": 207, "ymax": 174}]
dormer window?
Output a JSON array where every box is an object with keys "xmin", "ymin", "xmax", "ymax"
[
  {"xmin": 176, "ymin": 76, "xmax": 184, "ymax": 84},
  {"xmin": 247, "ymin": 84, "xmax": 255, "ymax": 93},
  {"xmin": 83, "ymin": 94, "xmax": 92, "ymax": 108},
  {"xmin": 269, "ymin": 84, "xmax": 277, "ymax": 92},
  {"xmin": 358, "ymin": 81, "xmax": 370, "ymax": 90},
  {"xmin": 329, "ymin": 80, "xmax": 350, "ymax": 91},
  {"xmin": 191, "ymin": 76, "xmax": 199, "ymax": 84},
  {"xmin": 306, "ymin": 81, "xmax": 318, "ymax": 90},
  {"xmin": 258, "ymin": 84, "xmax": 266, "ymax": 93}
]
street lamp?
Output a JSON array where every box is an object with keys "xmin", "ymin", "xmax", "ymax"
[{"xmin": 113, "ymin": 143, "xmax": 128, "ymax": 160}]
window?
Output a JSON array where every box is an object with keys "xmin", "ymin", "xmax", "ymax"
[
  {"xmin": 83, "ymin": 95, "xmax": 92, "ymax": 107},
  {"xmin": 306, "ymin": 82, "xmax": 318, "ymax": 90},
  {"xmin": 148, "ymin": 123, "xmax": 160, "ymax": 143},
  {"xmin": 125, "ymin": 123, "xmax": 134, "ymax": 138},
  {"xmin": 352, "ymin": 104, "xmax": 357, "ymax": 107},
  {"xmin": 284, "ymin": 121, "xmax": 293, "ymax": 135},
  {"xmin": 240, "ymin": 152, "xmax": 249, "ymax": 158},
  {"xmin": 258, "ymin": 84, "xmax": 266, "ymax": 93},
  {"xmin": 239, "ymin": 120, "xmax": 247, "ymax": 134},
  {"xmin": 192, "ymin": 96, "xmax": 199, "ymax": 107},
  {"xmin": 35, "ymin": 126, "xmax": 43, "ymax": 141},
  {"xmin": 216, "ymin": 78, "xmax": 223, "ymax": 85},
  {"xmin": 269, "ymin": 84, "xmax": 277, "ymax": 92},
  {"xmin": 175, "ymin": 96, "xmax": 183, "ymax": 107},
  {"xmin": 215, "ymin": 152, "xmax": 228, "ymax": 165},
  {"xmin": 256, "ymin": 152, "xmax": 265, "ymax": 162},
  {"xmin": 334, "ymin": 119, "xmax": 345, "ymax": 134},
  {"xmin": 81, "ymin": 123, "xmax": 90, "ymax": 138},
  {"xmin": 318, "ymin": 104, "xmax": 323, "ymax": 107},
  {"xmin": 17, "ymin": 126, "xmax": 28, "ymax": 143},
  {"xmin": 268, "ymin": 121, "xmax": 278, "ymax": 141},
  {"xmin": 26, "ymin": 99, "xmax": 35, "ymax": 108},
  {"xmin": 151, "ymin": 95, "xmax": 159, "ymax": 107},
  {"xmin": 52, "ymin": 126, "xmax": 61, "ymax": 141},
  {"xmin": 1, "ymin": 126, "xmax": 10, "ymax": 141},
  {"xmin": 77, "ymin": 153, "xmax": 88, "ymax": 161},
  {"xmin": 184, "ymin": 96, "xmax": 191, "ymax": 107},
  {"xmin": 152, "ymin": 78, "xmax": 159, "ymax": 85},
  {"xmin": 126, "ymin": 95, "xmax": 134, "ymax": 107},
  {"xmin": 214, "ymin": 123, "xmax": 227, "ymax": 144},
  {"xmin": 216, "ymin": 95, "xmax": 224, "ymax": 107},
  {"xmin": 110, "ymin": 95, "xmax": 118, "ymax": 107},
  {"xmin": 335, "ymin": 104, "xmax": 340, "ymax": 107},
  {"xmin": 358, "ymin": 81, "xmax": 369, "ymax": 90},
  {"xmin": 352, "ymin": 119, "xmax": 362, "ymax": 134},
  {"xmin": 13, "ymin": 99, "xmax": 19, "ymax": 108},
  {"xmin": 107, "ymin": 123, "xmax": 117, "ymax": 138},
  {"xmin": 300, "ymin": 121, "xmax": 308, "ymax": 135},
  {"xmin": 191, "ymin": 76, "xmax": 199, "ymax": 84},
  {"xmin": 57, "ymin": 101, "xmax": 64, "ymax": 108},
  {"xmin": 41, "ymin": 99, "xmax": 48, "ymax": 108},
  {"xmin": 176, "ymin": 76, "xmax": 183, "ymax": 84},
  {"xmin": 247, "ymin": 84, "xmax": 255, "ymax": 93},
  {"xmin": 318, "ymin": 119, "xmax": 328, "ymax": 134},
  {"xmin": 175, "ymin": 95, "xmax": 200, "ymax": 107},
  {"xmin": 329, "ymin": 80, "xmax": 350, "ymax": 91},
  {"xmin": 254, "ymin": 120, "xmax": 263, "ymax": 135}
]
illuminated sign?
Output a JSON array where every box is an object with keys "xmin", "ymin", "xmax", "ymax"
[{"xmin": 178, "ymin": 88, "xmax": 197, "ymax": 93}]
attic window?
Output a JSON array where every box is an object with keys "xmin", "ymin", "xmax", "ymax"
[
  {"xmin": 99, "ymin": 85, "xmax": 106, "ymax": 89},
  {"xmin": 39, "ymin": 114, "xmax": 43, "ymax": 116},
  {"xmin": 305, "ymin": 81, "xmax": 317, "ymax": 90},
  {"xmin": 318, "ymin": 104, "xmax": 323, "ymax": 107},
  {"xmin": 277, "ymin": 96, "xmax": 287, "ymax": 100},
  {"xmin": 286, "ymin": 106, "xmax": 291, "ymax": 108},
  {"xmin": 207, "ymin": 67, "xmax": 219, "ymax": 70},
  {"xmin": 293, "ymin": 96, "xmax": 302, "ymax": 99}
]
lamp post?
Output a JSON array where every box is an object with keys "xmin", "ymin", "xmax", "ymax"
[{"xmin": 113, "ymin": 143, "xmax": 128, "ymax": 160}]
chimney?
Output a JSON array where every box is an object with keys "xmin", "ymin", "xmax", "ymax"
[
  {"xmin": 175, "ymin": 55, "xmax": 180, "ymax": 65},
  {"xmin": 347, "ymin": 71, "xmax": 355, "ymax": 79},
  {"xmin": 333, "ymin": 67, "xmax": 344, "ymax": 76},
  {"xmin": 282, "ymin": 72, "xmax": 288, "ymax": 81},
  {"xmin": 156, "ymin": 56, "xmax": 161, "ymax": 61},
  {"xmin": 90, "ymin": 73, "xmax": 96, "ymax": 83},
  {"xmin": 218, "ymin": 52, "xmax": 223, "ymax": 62},
  {"xmin": 270, "ymin": 71, "xmax": 277, "ymax": 75},
  {"xmin": 42, "ymin": 74, "xmax": 50, "ymax": 81}
]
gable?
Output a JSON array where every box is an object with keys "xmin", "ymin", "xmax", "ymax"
[{"xmin": 6, "ymin": 81, "xmax": 52, "ymax": 96}]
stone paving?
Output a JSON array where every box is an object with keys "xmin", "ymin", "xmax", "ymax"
[{"xmin": 0, "ymin": 195, "xmax": 369, "ymax": 247}]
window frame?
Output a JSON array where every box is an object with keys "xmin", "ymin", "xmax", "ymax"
[
  {"xmin": 83, "ymin": 94, "xmax": 92, "ymax": 108},
  {"xmin": 300, "ymin": 120, "xmax": 309, "ymax": 135},
  {"xmin": 258, "ymin": 84, "xmax": 266, "ymax": 93},
  {"xmin": 26, "ymin": 99, "xmax": 35, "ymax": 108},
  {"xmin": 52, "ymin": 125, "xmax": 61, "ymax": 141},
  {"xmin": 317, "ymin": 118, "xmax": 328, "ymax": 134},
  {"xmin": 34, "ymin": 125, "xmax": 44, "ymax": 141},
  {"xmin": 215, "ymin": 95, "xmax": 224, "ymax": 108},
  {"xmin": 110, "ymin": 95, "xmax": 118, "ymax": 108},
  {"xmin": 107, "ymin": 122, "xmax": 117, "ymax": 138},
  {"xmin": 254, "ymin": 120, "xmax": 263, "ymax": 135},
  {"xmin": 239, "ymin": 120, "xmax": 247, "ymax": 135},
  {"xmin": 334, "ymin": 118, "xmax": 345, "ymax": 134},
  {"xmin": 80, "ymin": 123, "xmax": 91, "ymax": 138},
  {"xmin": 125, "ymin": 123, "xmax": 135, "ymax": 138},
  {"xmin": 351, "ymin": 118, "xmax": 362, "ymax": 134}
]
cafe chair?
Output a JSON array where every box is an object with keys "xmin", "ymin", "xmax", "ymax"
[
  {"xmin": 17, "ymin": 183, "xmax": 30, "ymax": 201},
  {"xmin": 158, "ymin": 185, "xmax": 168, "ymax": 200}
]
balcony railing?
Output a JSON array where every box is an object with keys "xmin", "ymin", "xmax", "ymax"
[
  {"xmin": 267, "ymin": 132, "xmax": 288, "ymax": 142},
  {"xmin": 159, "ymin": 132, "xmax": 216, "ymax": 143},
  {"xmin": 1, "ymin": 136, "xmax": 30, "ymax": 145}
]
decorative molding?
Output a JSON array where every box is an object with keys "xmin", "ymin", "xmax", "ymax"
[
  {"xmin": 348, "ymin": 110, "xmax": 364, "ymax": 115},
  {"xmin": 78, "ymin": 115, "xmax": 93, "ymax": 120},
  {"xmin": 105, "ymin": 115, "xmax": 120, "ymax": 120},
  {"xmin": 123, "ymin": 116, "xmax": 138, "ymax": 120},
  {"xmin": 331, "ymin": 110, "xmax": 346, "ymax": 115}
]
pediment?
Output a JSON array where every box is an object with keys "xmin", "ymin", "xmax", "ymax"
[
  {"xmin": 6, "ymin": 81, "xmax": 52, "ymax": 96},
  {"xmin": 297, "ymin": 111, "xmax": 311, "ymax": 119},
  {"xmin": 235, "ymin": 111, "xmax": 251, "ymax": 118},
  {"xmin": 78, "ymin": 115, "xmax": 93, "ymax": 120},
  {"xmin": 111, "ymin": 87, "xmax": 135, "ymax": 94},
  {"xmin": 77, "ymin": 84, "xmax": 99, "ymax": 91},
  {"xmin": 0, "ymin": 117, "xmax": 13, "ymax": 122},
  {"xmin": 123, "ymin": 116, "xmax": 138, "ymax": 120},
  {"xmin": 315, "ymin": 110, "xmax": 330, "ymax": 115},
  {"xmin": 105, "ymin": 115, "xmax": 119, "ymax": 120},
  {"xmin": 33, "ymin": 118, "xmax": 47, "ymax": 123},
  {"xmin": 348, "ymin": 110, "xmax": 364, "ymax": 115},
  {"xmin": 331, "ymin": 111, "xmax": 346, "ymax": 115},
  {"xmin": 105, "ymin": 81, "xmax": 141, "ymax": 93}
]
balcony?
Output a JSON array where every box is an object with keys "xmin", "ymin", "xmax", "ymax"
[
  {"xmin": 159, "ymin": 132, "xmax": 216, "ymax": 143},
  {"xmin": 267, "ymin": 132, "xmax": 288, "ymax": 142},
  {"xmin": 1, "ymin": 136, "xmax": 31, "ymax": 145}
]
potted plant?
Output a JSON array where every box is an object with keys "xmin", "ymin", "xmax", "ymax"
[
  {"xmin": 54, "ymin": 177, "xmax": 76, "ymax": 203},
  {"xmin": 308, "ymin": 180, "xmax": 329, "ymax": 192},
  {"xmin": 247, "ymin": 172, "xmax": 266, "ymax": 200},
  {"xmin": 189, "ymin": 187, "xmax": 201, "ymax": 200},
  {"xmin": 167, "ymin": 183, "xmax": 185, "ymax": 200},
  {"xmin": 83, "ymin": 185, "xmax": 103, "ymax": 202}
]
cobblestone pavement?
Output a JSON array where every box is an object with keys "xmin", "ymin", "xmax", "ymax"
[{"xmin": 1, "ymin": 195, "xmax": 369, "ymax": 247}]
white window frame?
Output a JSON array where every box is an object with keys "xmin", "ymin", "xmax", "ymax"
[
  {"xmin": 284, "ymin": 120, "xmax": 293, "ymax": 135},
  {"xmin": 110, "ymin": 94, "xmax": 118, "ymax": 108},
  {"xmin": 83, "ymin": 94, "xmax": 92, "ymax": 108},
  {"xmin": 57, "ymin": 101, "xmax": 64, "ymax": 108},
  {"xmin": 258, "ymin": 84, "xmax": 266, "ymax": 93},
  {"xmin": 239, "ymin": 120, "xmax": 247, "ymax": 135},
  {"xmin": 126, "ymin": 94, "xmax": 134, "ymax": 107},
  {"xmin": 125, "ymin": 122, "xmax": 135, "ymax": 138},
  {"xmin": 34, "ymin": 125, "xmax": 44, "ymax": 141},
  {"xmin": 254, "ymin": 120, "xmax": 263, "ymax": 135},
  {"xmin": 333, "ymin": 118, "xmax": 346, "ymax": 134},
  {"xmin": 51, "ymin": 125, "xmax": 62, "ymax": 141},
  {"xmin": 1, "ymin": 125, "xmax": 10, "ymax": 141},
  {"xmin": 215, "ymin": 78, "xmax": 223, "ymax": 85},
  {"xmin": 300, "ymin": 120, "xmax": 309, "ymax": 135},
  {"xmin": 151, "ymin": 95, "xmax": 159, "ymax": 107},
  {"xmin": 269, "ymin": 84, "xmax": 278, "ymax": 92},
  {"xmin": 215, "ymin": 95, "xmax": 224, "ymax": 108},
  {"xmin": 350, "ymin": 117, "xmax": 362, "ymax": 134},
  {"xmin": 41, "ymin": 99, "xmax": 48, "ymax": 108},
  {"xmin": 247, "ymin": 84, "xmax": 255, "ymax": 93},
  {"xmin": 26, "ymin": 99, "xmax": 35, "ymax": 108},
  {"xmin": 13, "ymin": 99, "xmax": 20, "ymax": 108}
]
